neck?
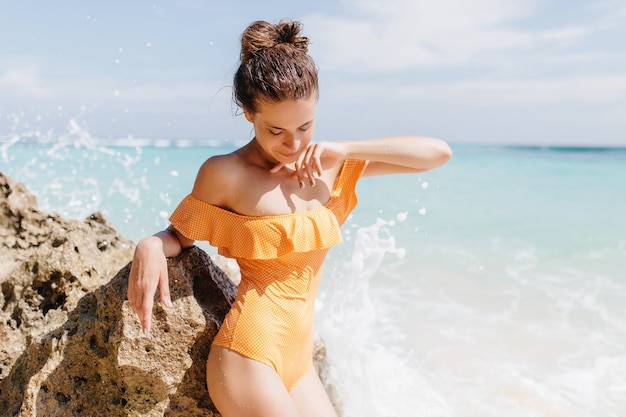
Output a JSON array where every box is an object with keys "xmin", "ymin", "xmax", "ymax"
[{"xmin": 239, "ymin": 138, "xmax": 279, "ymax": 170}]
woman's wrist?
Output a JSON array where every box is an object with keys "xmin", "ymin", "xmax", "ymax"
[{"xmin": 136, "ymin": 235, "xmax": 164, "ymax": 254}]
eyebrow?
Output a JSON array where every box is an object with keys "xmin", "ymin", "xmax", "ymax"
[{"xmin": 267, "ymin": 120, "xmax": 313, "ymax": 130}]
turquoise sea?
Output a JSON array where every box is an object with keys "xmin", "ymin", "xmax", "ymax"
[{"xmin": 1, "ymin": 128, "xmax": 625, "ymax": 416}]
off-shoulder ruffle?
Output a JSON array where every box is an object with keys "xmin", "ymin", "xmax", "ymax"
[
  {"xmin": 170, "ymin": 197, "xmax": 344, "ymax": 259},
  {"xmin": 169, "ymin": 159, "xmax": 366, "ymax": 260}
]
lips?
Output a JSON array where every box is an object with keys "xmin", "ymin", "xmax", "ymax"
[{"xmin": 279, "ymin": 151, "xmax": 299, "ymax": 159}]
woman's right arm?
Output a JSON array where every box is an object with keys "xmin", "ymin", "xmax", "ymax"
[
  {"xmin": 127, "ymin": 155, "xmax": 230, "ymax": 334},
  {"xmin": 127, "ymin": 226, "xmax": 194, "ymax": 335}
]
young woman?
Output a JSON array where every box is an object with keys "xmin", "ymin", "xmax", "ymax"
[{"xmin": 127, "ymin": 20, "xmax": 451, "ymax": 417}]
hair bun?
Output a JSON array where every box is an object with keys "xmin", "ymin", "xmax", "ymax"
[{"xmin": 240, "ymin": 20, "xmax": 309, "ymax": 62}]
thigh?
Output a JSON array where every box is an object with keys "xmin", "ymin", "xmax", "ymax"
[
  {"xmin": 290, "ymin": 368, "xmax": 339, "ymax": 417},
  {"xmin": 206, "ymin": 346, "xmax": 301, "ymax": 417}
]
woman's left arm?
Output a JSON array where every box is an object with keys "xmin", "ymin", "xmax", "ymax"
[
  {"xmin": 346, "ymin": 136, "xmax": 452, "ymax": 177},
  {"xmin": 297, "ymin": 136, "xmax": 452, "ymax": 183}
]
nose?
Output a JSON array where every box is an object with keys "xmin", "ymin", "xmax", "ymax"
[{"xmin": 282, "ymin": 131, "xmax": 300, "ymax": 151}]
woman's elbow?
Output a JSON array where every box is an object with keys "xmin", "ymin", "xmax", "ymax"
[{"xmin": 431, "ymin": 139, "xmax": 453, "ymax": 168}]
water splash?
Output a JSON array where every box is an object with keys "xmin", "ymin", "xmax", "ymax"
[
  {"xmin": 0, "ymin": 119, "xmax": 174, "ymax": 239},
  {"xmin": 317, "ymin": 218, "xmax": 449, "ymax": 417}
]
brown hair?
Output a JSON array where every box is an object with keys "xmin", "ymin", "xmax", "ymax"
[{"xmin": 234, "ymin": 20, "xmax": 319, "ymax": 113}]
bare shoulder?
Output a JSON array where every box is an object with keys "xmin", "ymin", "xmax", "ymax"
[{"xmin": 191, "ymin": 153, "xmax": 242, "ymax": 207}]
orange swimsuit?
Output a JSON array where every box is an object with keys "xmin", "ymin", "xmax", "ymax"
[{"xmin": 169, "ymin": 159, "xmax": 366, "ymax": 391}]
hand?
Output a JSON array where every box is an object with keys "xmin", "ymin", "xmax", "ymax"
[
  {"xmin": 127, "ymin": 236, "xmax": 172, "ymax": 335},
  {"xmin": 270, "ymin": 141, "xmax": 348, "ymax": 187}
]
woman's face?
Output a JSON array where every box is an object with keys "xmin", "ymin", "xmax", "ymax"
[{"xmin": 245, "ymin": 96, "xmax": 317, "ymax": 165}]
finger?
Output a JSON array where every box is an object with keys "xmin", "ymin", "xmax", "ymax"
[
  {"xmin": 294, "ymin": 156, "xmax": 306, "ymax": 189},
  {"xmin": 304, "ymin": 157, "xmax": 316, "ymax": 186},
  {"xmin": 311, "ymin": 143, "xmax": 323, "ymax": 177},
  {"xmin": 270, "ymin": 162, "xmax": 285, "ymax": 173},
  {"xmin": 127, "ymin": 262, "xmax": 141, "ymax": 313},
  {"xmin": 131, "ymin": 259, "xmax": 156, "ymax": 334},
  {"xmin": 159, "ymin": 267, "xmax": 173, "ymax": 308},
  {"xmin": 140, "ymin": 295, "xmax": 154, "ymax": 335},
  {"xmin": 305, "ymin": 143, "xmax": 322, "ymax": 179},
  {"xmin": 297, "ymin": 145, "xmax": 316, "ymax": 187}
]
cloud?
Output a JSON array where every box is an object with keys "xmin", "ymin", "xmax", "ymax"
[
  {"xmin": 0, "ymin": 64, "xmax": 234, "ymax": 140},
  {"xmin": 537, "ymin": 26, "xmax": 590, "ymax": 43},
  {"xmin": 395, "ymin": 74, "xmax": 626, "ymax": 104},
  {"xmin": 0, "ymin": 66, "xmax": 225, "ymax": 109},
  {"xmin": 0, "ymin": 67, "xmax": 51, "ymax": 99},
  {"xmin": 318, "ymin": 71, "xmax": 626, "ymax": 115},
  {"xmin": 304, "ymin": 0, "xmax": 603, "ymax": 73}
]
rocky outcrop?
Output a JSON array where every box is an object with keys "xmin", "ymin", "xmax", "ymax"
[
  {"xmin": 1, "ymin": 245, "xmax": 237, "ymax": 417},
  {"xmin": 0, "ymin": 172, "xmax": 135, "ymax": 381},
  {"xmin": 0, "ymin": 172, "xmax": 239, "ymax": 416}
]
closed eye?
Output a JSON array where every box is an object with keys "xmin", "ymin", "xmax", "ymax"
[{"xmin": 298, "ymin": 122, "xmax": 312, "ymax": 132}]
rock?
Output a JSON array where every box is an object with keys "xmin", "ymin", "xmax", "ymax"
[
  {"xmin": 0, "ymin": 172, "xmax": 237, "ymax": 415},
  {"xmin": 1, "ymin": 246, "xmax": 237, "ymax": 416},
  {"xmin": 0, "ymin": 172, "xmax": 135, "ymax": 381}
]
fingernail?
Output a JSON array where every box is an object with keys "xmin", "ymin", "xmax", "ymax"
[
  {"xmin": 166, "ymin": 298, "xmax": 173, "ymax": 308},
  {"xmin": 143, "ymin": 328, "xmax": 150, "ymax": 337}
]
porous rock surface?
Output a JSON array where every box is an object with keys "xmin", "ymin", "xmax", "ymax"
[
  {"xmin": 0, "ymin": 172, "xmax": 240, "ymax": 416},
  {"xmin": 2, "ymin": 246, "xmax": 237, "ymax": 417},
  {"xmin": 0, "ymin": 171, "xmax": 136, "ymax": 382}
]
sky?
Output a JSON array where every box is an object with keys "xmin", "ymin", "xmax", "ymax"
[{"xmin": 1, "ymin": 0, "xmax": 625, "ymax": 146}]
